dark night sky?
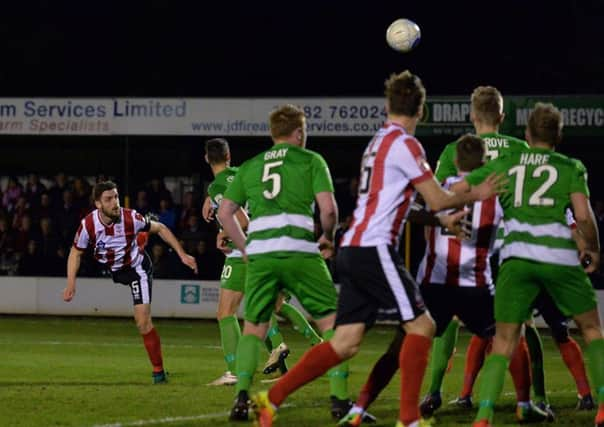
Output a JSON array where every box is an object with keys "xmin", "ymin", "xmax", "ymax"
[{"xmin": 1, "ymin": 1, "xmax": 603, "ymax": 97}]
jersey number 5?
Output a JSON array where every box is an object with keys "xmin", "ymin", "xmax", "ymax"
[
  {"xmin": 508, "ymin": 164, "xmax": 558, "ymax": 207},
  {"xmin": 262, "ymin": 161, "xmax": 284, "ymax": 199}
]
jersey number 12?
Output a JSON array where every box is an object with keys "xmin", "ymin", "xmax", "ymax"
[{"xmin": 508, "ymin": 164, "xmax": 558, "ymax": 207}]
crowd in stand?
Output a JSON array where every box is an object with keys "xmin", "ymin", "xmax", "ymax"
[
  {"xmin": 0, "ymin": 174, "xmax": 222, "ymax": 279},
  {"xmin": 1, "ymin": 173, "xmax": 604, "ymax": 288}
]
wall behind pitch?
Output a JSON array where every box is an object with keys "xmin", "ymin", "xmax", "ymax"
[{"xmin": 0, "ymin": 277, "xmax": 603, "ymax": 329}]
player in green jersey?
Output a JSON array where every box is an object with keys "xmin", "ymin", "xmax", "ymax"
[
  {"xmin": 203, "ymin": 138, "xmax": 323, "ymax": 391},
  {"xmin": 218, "ymin": 105, "xmax": 362, "ymax": 422},
  {"xmin": 462, "ymin": 103, "xmax": 604, "ymax": 427},
  {"xmin": 422, "ymin": 86, "xmax": 530, "ymax": 416}
]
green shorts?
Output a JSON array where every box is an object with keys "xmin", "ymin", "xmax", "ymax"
[
  {"xmin": 244, "ymin": 254, "xmax": 337, "ymax": 324},
  {"xmin": 495, "ymin": 258, "xmax": 597, "ymax": 323},
  {"xmin": 220, "ymin": 257, "xmax": 246, "ymax": 293}
]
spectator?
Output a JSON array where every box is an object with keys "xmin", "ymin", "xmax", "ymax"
[
  {"xmin": 18, "ymin": 240, "xmax": 43, "ymax": 276},
  {"xmin": 11, "ymin": 196, "xmax": 30, "ymax": 229},
  {"xmin": 134, "ymin": 190, "xmax": 150, "ymax": 216},
  {"xmin": 179, "ymin": 215, "xmax": 206, "ymax": 253},
  {"xmin": 72, "ymin": 177, "xmax": 91, "ymax": 212},
  {"xmin": 195, "ymin": 239, "xmax": 221, "ymax": 280},
  {"xmin": 49, "ymin": 172, "xmax": 70, "ymax": 209},
  {"xmin": 55, "ymin": 190, "xmax": 81, "ymax": 247},
  {"xmin": 25, "ymin": 173, "xmax": 46, "ymax": 209},
  {"xmin": 2, "ymin": 176, "xmax": 23, "ymax": 211},
  {"xmin": 157, "ymin": 198, "xmax": 176, "ymax": 230},
  {"xmin": 151, "ymin": 243, "xmax": 171, "ymax": 278},
  {"xmin": 147, "ymin": 178, "xmax": 172, "ymax": 211},
  {"xmin": 34, "ymin": 192, "xmax": 54, "ymax": 223},
  {"xmin": 0, "ymin": 217, "xmax": 16, "ymax": 255},
  {"xmin": 177, "ymin": 191, "xmax": 199, "ymax": 230},
  {"xmin": 15, "ymin": 215, "xmax": 38, "ymax": 254},
  {"xmin": 38, "ymin": 217, "xmax": 65, "ymax": 276}
]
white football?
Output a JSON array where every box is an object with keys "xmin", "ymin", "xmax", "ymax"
[{"xmin": 386, "ymin": 19, "xmax": 421, "ymax": 53}]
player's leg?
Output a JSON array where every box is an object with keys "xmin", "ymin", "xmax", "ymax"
[
  {"xmin": 540, "ymin": 263, "xmax": 604, "ymax": 426},
  {"xmin": 452, "ymin": 285, "xmax": 496, "ymax": 409},
  {"xmin": 256, "ymin": 248, "xmax": 377, "ymax": 424},
  {"xmin": 263, "ymin": 310, "xmax": 289, "ymax": 375},
  {"xmin": 230, "ymin": 256, "xmax": 280, "ymax": 420},
  {"xmin": 523, "ymin": 318, "xmax": 548, "ymax": 404},
  {"xmin": 210, "ymin": 258, "xmax": 246, "ymax": 385},
  {"xmin": 126, "ymin": 255, "xmax": 166, "ymax": 384},
  {"xmin": 473, "ymin": 259, "xmax": 541, "ymax": 426},
  {"xmin": 538, "ymin": 290, "xmax": 593, "ymax": 409},
  {"xmin": 276, "ymin": 293, "xmax": 323, "ymax": 345},
  {"xmin": 417, "ymin": 284, "xmax": 456, "ymax": 417}
]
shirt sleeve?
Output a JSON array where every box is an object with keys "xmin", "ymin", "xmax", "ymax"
[
  {"xmin": 465, "ymin": 159, "xmax": 499, "ymax": 186},
  {"xmin": 312, "ymin": 154, "xmax": 335, "ymax": 194},
  {"xmin": 224, "ymin": 167, "xmax": 247, "ymax": 205},
  {"xmin": 565, "ymin": 208, "xmax": 577, "ymax": 229},
  {"xmin": 569, "ymin": 160, "xmax": 590, "ymax": 197},
  {"xmin": 133, "ymin": 209, "xmax": 151, "ymax": 233},
  {"xmin": 399, "ymin": 136, "xmax": 434, "ymax": 185},
  {"xmin": 72, "ymin": 220, "xmax": 89, "ymax": 250},
  {"xmin": 435, "ymin": 142, "xmax": 457, "ymax": 182}
]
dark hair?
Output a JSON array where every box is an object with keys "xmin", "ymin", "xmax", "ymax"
[
  {"xmin": 384, "ymin": 70, "xmax": 426, "ymax": 117},
  {"xmin": 528, "ymin": 102, "xmax": 563, "ymax": 147},
  {"xmin": 205, "ymin": 138, "xmax": 230, "ymax": 164},
  {"xmin": 93, "ymin": 181, "xmax": 118, "ymax": 201},
  {"xmin": 456, "ymin": 134, "xmax": 486, "ymax": 172}
]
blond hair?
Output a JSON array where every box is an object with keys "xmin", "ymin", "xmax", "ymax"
[
  {"xmin": 528, "ymin": 102, "xmax": 563, "ymax": 146},
  {"xmin": 471, "ymin": 86, "xmax": 504, "ymax": 126},
  {"xmin": 269, "ymin": 104, "xmax": 305, "ymax": 140}
]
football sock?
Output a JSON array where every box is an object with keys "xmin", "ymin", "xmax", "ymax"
[
  {"xmin": 524, "ymin": 323, "xmax": 547, "ymax": 402},
  {"xmin": 475, "ymin": 354, "xmax": 509, "ymax": 423},
  {"xmin": 268, "ymin": 341, "xmax": 343, "ymax": 407},
  {"xmin": 266, "ymin": 313, "xmax": 285, "ymax": 350},
  {"xmin": 323, "ymin": 329, "xmax": 349, "ymax": 399},
  {"xmin": 357, "ymin": 329, "xmax": 404, "ymax": 409},
  {"xmin": 400, "ymin": 334, "xmax": 432, "ymax": 425},
  {"xmin": 559, "ymin": 337, "xmax": 591, "ymax": 398},
  {"xmin": 218, "ymin": 315, "xmax": 241, "ymax": 372},
  {"xmin": 279, "ymin": 302, "xmax": 323, "ymax": 345},
  {"xmin": 142, "ymin": 328, "xmax": 164, "ymax": 373},
  {"xmin": 428, "ymin": 319, "xmax": 459, "ymax": 394},
  {"xmin": 509, "ymin": 337, "xmax": 531, "ymax": 402},
  {"xmin": 586, "ymin": 339, "xmax": 604, "ymax": 404},
  {"xmin": 460, "ymin": 335, "xmax": 489, "ymax": 397},
  {"xmin": 235, "ymin": 334, "xmax": 262, "ymax": 393}
]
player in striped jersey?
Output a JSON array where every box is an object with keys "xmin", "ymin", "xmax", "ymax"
[
  {"xmin": 63, "ymin": 181, "xmax": 198, "ymax": 384},
  {"xmin": 464, "ymin": 103, "xmax": 604, "ymax": 427},
  {"xmin": 338, "ymin": 135, "xmax": 546, "ymax": 426},
  {"xmin": 249, "ymin": 72, "xmax": 504, "ymax": 427}
]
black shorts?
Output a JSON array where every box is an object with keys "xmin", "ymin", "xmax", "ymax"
[
  {"xmin": 532, "ymin": 290, "xmax": 569, "ymax": 343},
  {"xmin": 111, "ymin": 252, "xmax": 154, "ymax": 306},
  {"xmin": 421, "ymin": 283, "xmax": 495, "ymax": 339},
  {"xmin": 335, "ymin": 245, "xmax": 426, "ymax": 328}
]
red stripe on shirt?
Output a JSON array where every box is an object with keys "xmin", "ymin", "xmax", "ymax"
[
  {"xmin": 105, "ymin": 248, "xmax": 115, "ymax": 268},
  {"xmin": 446, "ymin": 238, "xmax": 461, "ymax": 286},
  {"xmin": 474, "ymin": 197, "xmax": 496, "ymax": 287},
  {"xmin": 422, "ymin": 226, "xmax": 437, "ymax": 285},
  {"xmin": 122, "ymin": 209, "xmax": 135, "ymax": 267},
  {"xmin": 84, "ymin": 214, "xmax": 96, "ymax": 248},
  {"xmin": 349, "ymin": 130, "xmax": 401, "ymax": 246},
  {"xmin": 390, "ymin": 184, "xmax": 414, "ymax": 245}
]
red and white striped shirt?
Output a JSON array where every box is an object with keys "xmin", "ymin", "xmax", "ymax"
[
  {"xmin": 416, "ymin": 176, "xmax": 503, "ymax": 287},
  {"xmin": 341, "ymin": 122, "xmax": 433, "ymax": 248},
  {"xmin": 73, "ymin": 208, "xmax": 150, "ymax": 272}
]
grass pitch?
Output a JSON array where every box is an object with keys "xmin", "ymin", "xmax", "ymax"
[{"xmin": 0, "ymin": 315, "xmax": 596, "ymax": 426}]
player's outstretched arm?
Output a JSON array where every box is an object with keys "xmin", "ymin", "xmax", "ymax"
[
  {"xmin": 63, "ymin": 247, "xmax": 84, "ymax": 302},
  {"xmin": 414, "ymin": 173, "xmax": 504, "ymax": 212},
  {"xmin": 571, "ymin": 192, "xmax": 601, "ymax": 273},
  {"xmin": 149, "ymin": 220, "xmax": 198, "ymax": 274},
  {"xmin": 217, "ymin": 198, "xmax": 247, "ymax": 260}
]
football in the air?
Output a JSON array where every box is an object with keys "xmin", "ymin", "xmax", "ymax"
[{"xmin": 386, "ymin": 19, "xmax": 421, "ymax": 53}]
